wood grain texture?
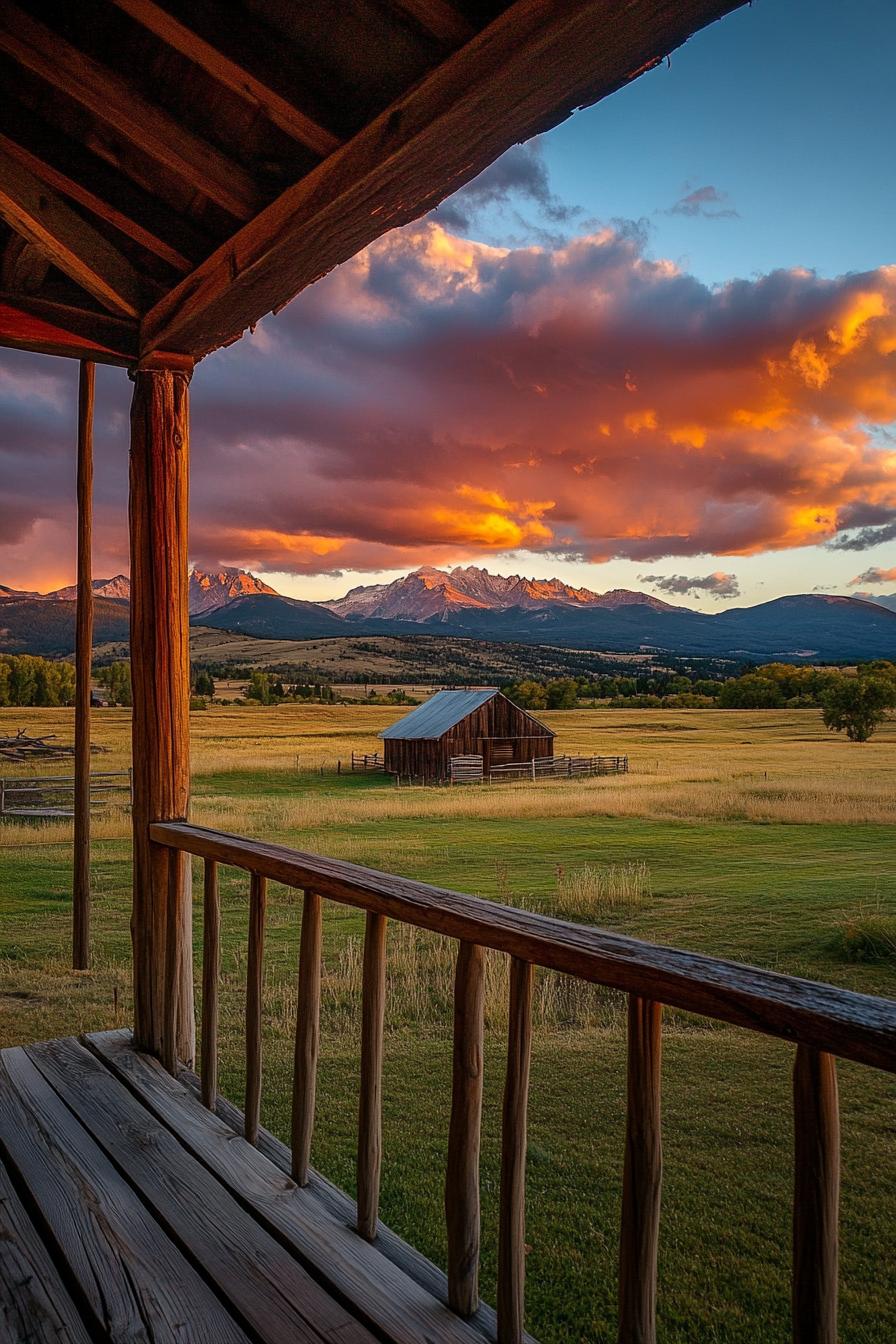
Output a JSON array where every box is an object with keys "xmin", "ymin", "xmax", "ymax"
[
  {"xmin": 130, "ymin": 368, "xmax": 194, "ymax": 1063},
  {"xmin": 0, "ymin": 1044, "xmax": 245, "ymax": 1342},
  {"xmin": 391, "ymin": 0, "xmax": 476, "ymax": 46},
  {"xmin": 0, "ymin": 1, "xmax": 257, "ymax": 220},
  {"xmin": 0, "ymin": 147, "xmax": 141, "ymax": 316},
  {"xmin": 72, "ymin": 360, "xmax": 93, "ymax": 971},
  {"xmin": 446, "ymin": 940, "xmax": 485, "ymax": 1316},
  {"xmin": 29, "ymin": 1036, "xmax": 370, "ymax": 1344},
  {"xmin": 109, "ymin": 0, "xmax": 340, "ymax": 158},
  {"xmin": 498, "ymin": 957, "xmax": 533, "ymax": 1344},
  {"xmin": 149, "ymin": 823, "xmax": 896, "ymax": 1073},
  {"xmin": 201, "ymin": 857, "xmax": 220, "ymax": 1108},
  {"xmin": 87, "ymin": 1029, "xmax": 494, "ymax": 1344},
  {"xmin": 292, "ymin": 889, "xmax": 322, "ymax": 1185},
  {"xmin": 140, "ymin": 0, "xmax": 746, "ymax": 356},
  {"xmin": 0, "ymin": 293, "xmax": 138, "ymax": 364},
  {"xmin": 245, "ymin": 871, "xmax": 267, "ymax": 1145},
  {"xmin": 358, "ymin": 910, "xmax": 387, "ymax": 1240},
  {"xmin": 618, "ymin": 996, "xmax": 662, "ymax": 1344},
  {"xmin": 0, "ymin": 1157, "xmax": 92, "ymax": 1343},
  {"xmin": 792, "ymin": 1048, "xmax": 839, "ymax": 1344}
]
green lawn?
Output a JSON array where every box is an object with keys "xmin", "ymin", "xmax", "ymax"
[{"xmin": 2, "ymin": 707, "xmax": 895, "ymax": 1342}]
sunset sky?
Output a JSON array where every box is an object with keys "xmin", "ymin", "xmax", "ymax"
[{"xmin": 2, "ymin": 0, "xmax": 895, "ymax": 611}]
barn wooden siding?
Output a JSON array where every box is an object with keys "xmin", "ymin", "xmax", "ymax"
[{"xmin": 383, "ymin": 695, "xmax": 553, "ymax": 780}]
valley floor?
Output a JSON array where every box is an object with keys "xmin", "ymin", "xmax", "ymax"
[{"xmin": 2, "ymin": 706, "xmax": 895, "ymax": 1343}]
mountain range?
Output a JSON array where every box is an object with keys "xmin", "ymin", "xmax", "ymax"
[{"xmin": 2, "ymin": 564, "xmax": 895, "ymax": 661}]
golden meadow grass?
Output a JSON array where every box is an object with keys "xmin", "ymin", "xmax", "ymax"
[{"xmin": 2, "ymin": 705, "xmax": 895, "ymax": 849}]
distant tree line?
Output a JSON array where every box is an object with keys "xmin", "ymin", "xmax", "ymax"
[
  {"xmin": 0, "ymin": 655, "xmax": 75, "ymax": 706},
  {"xmin": 506, "ymin": 661, "xmax": 896, "ymax": 740}
]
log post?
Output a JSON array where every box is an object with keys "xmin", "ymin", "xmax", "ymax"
[
  {"xmin": 792, "ymin": 1047, "xmax": 839, "ymax": 1344},
  {"xmin": 73, "ymin": 359, "xmax": 94, "ymax": 970},
  {"xmin": 129, "ymin": 354, "xmax": 194, "ymax": 1064},
  {"xmin": 619, "ymin": 995, "xmax": 663, "ymax": 1344}
]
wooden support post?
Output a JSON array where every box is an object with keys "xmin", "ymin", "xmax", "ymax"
[
  {"xmin": 73, "ymin": 359, "xmax": 94, "ymax": 970},
  {"xmin": 129, "ymin": 357, "xmax": 194, "ymax": 1063},
  {"xmin": 618, "ymin": 995, "xmax": 662, "ymax": 1344},
  {"xmin": 161, "ymin": 846, "xmax": 184, "ymax": 1074},
  {"xmin": 498, "ymin": 956, "xmax": 533, "ymax": 1344},
  {"xmin": 201, "ymin": 859, "xmax": 220, "ymax": 1108},
  {"xmin": 446, "ymin": 940, "xmax": 485, "ymax": 1316},
  {"xmin": 792, "ymin": 1047, "xmax": 839, "ymax": 1344},
  {"xmin": 357, "ymin": 910, "xmax": 387, "ymax": 1240},
  {"xmin": 291, "ymin": 890, "xmax": 322, "ymax": 1185},
  {"xmin": 245, "ymin": 872, "xmax": 267, "ymax": 1145}
]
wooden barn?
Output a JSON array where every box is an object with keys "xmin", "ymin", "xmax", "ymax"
[{"xmin": 380, "ymin": 688, "xmax": 554, "ymax": 780}]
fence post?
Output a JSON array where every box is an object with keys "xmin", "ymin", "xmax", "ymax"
[{"xmin": 530, "ymin": 758, "xmax": 536, "ymax": 783}]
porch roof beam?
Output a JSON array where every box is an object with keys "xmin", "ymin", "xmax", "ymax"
[{"xmin": 140, "ymin": 0, "xmax": 746, "ymax": 360}]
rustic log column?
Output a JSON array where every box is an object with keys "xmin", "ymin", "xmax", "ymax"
[
  {"xmin": 73, "ymin": 359, "xmax": 94, "ymax": 970},
  {"xmin": 129, "ymin": 353, "xmax": 194, "ymax": 1063}
]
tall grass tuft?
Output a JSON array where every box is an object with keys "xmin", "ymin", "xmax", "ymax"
[
  {"xmin": 551, "ymin": 860, "xmax": 651, "ymax": 924},
  {"xmin": 831, "ymin": 903, "xmax": 896, "ymax": 963}
]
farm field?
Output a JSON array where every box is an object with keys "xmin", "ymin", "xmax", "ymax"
[{"xmin": 2, "ymin": 705, "xmax": 895, "ymax": 1343}]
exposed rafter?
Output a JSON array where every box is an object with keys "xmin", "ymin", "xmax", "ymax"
[
  {"xmin": 141, "ymin": 0, "xmax": 746, "ymax": 359},
  {"xmin": 0, "ymin": 294, "xmax": 138, "ymax": 365},
  {"xmin": 108, "ymin": 0, "xmax": 341, "ymax": 159},
  {"xmin": 0, "ymin": 1, "xmax": 259, "ymax": 221},
  {"xmin": 0, "ymin": 149, "xmax": 143, "ymax": 317},
  {"xmin": 0, "ymin": 132, "xmax": 192, "ymax": 274}
]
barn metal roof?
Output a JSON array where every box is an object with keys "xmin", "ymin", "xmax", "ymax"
[{"xmin": 379, "ymin": 688, "xmax": 500, "ymax": 740}]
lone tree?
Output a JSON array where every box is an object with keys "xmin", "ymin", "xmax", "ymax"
[{"xmin": 821, "ymin": 669, "xmax": 896, "ymax": 742}]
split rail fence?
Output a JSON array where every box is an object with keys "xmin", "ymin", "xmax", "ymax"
[
  {"xmin": 150, "ymin": 819, "xmax": 896, "ymax": 1344},
  {"xmin": 0, "ymin": 769, "xmax": 132, "ymax": 819},
  {"xmin": 351, "ymin": 751, "xmax": 385, "ymax": 773}
]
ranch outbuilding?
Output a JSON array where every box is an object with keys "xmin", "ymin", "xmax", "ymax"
[{"xmin": 379, "ymin": 687, "xmax": 554, "ymax": 781}]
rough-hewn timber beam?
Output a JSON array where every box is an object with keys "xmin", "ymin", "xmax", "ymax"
[
  {"xmin": 108, "ymin": 0, "xmax": 341, "ymax": 159},
  {"xmin": 0, "ymin": 1, "xmax": 258, "ymax": 221},
  {"xmin": 73, "ymin": 360, "xmax": 95, "ymax": 971},
  {"xmin": 140, "ymin": 0, "xmax": 747, "ymax": 358},
  {"xmin": 0, "ymin": 151, "xmax": 143, "ymax": 317},
  {"xmin": 0, "ymin": 295, "xmax": 138, "ymax": 366},
  {"xmin": 0, "ymin": 131, "xmax": 192, "ymax": 273}
]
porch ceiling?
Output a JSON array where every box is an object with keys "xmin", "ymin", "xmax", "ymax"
[{"xmin": 0, "ymin": 0, "xmax": 745, "ymax": 369}]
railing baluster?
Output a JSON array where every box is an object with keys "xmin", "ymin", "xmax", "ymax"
[
  {"xmin": 291, "ymin": 890, "xmax": 322, "ymax": 1186},
  {"xmin": 792, "ymin": 1047, "xmax": 839, "ymax": 1344},
  {"xmin": 200, "ymin": 858, "xmax": 219, "ymax": 1109},
  {"xmin": 619, "ymin": 994, "xmax": 662, "ymax": 1344},
  {"xmin": 357, "ymin": 910, "xmax": 387, "ymax": 1240},
  {"xmin": 244, "ymin": 872, "xmax": 267, "ymax": 1145},
  {"xmin": 498, "ymin": 956, "xmax": 533, "ymax": 1344},
  {"xmin": 446, "ymin": 941, "xmax": 485, "ymax": 1317},
  {"xmin": 161, "ymin": 846, "xmax": 183, "ymax": 1075}
]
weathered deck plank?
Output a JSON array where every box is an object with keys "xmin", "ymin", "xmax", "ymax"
[
  {"xmin": 0, "ymin": 1159, "xmax": 92, "ymax": 1343},
  {"xmin": 0, "ymin": 1045, "xmax": 247, "ymax": 1343},
  {"xmin": 27, "ymin": 1037, "xmax": 373, "ymax": 1344},
  {"xmin": 86, "ymin": 1028, "xmax": 497, "ymax": 1344}
]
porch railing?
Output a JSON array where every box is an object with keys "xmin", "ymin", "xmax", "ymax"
[{"xmin": 150, "ymin": 820, "xmax": 896, "ymax": 1344}]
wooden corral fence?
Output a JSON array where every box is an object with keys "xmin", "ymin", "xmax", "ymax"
[
  {"xmin": 151, "ymin": 820, "xmax": 896, "ymax": 1344},
  {"xmin": 449, "ymin": 754, "xmax": 485, "ymax": 783},
  {"xmin": 451, "ymin": 754, "xmax": 629, "ymax": 783},
  {"xmin": 0, "ymin": 770, "xmax": 132, "ymax": 819},
  {"xmin": 351, "ymin": 751, "xmax": 385, "ymax": 773}
]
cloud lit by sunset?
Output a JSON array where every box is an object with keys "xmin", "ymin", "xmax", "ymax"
[{"xmin": 2, "ymin": 215, "xmax": 895, "ymax": 595}]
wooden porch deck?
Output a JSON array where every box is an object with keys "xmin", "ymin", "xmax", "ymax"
[{"xmin": 0, "ymin": 1030, "xmax": 501, "ymax": 1344}]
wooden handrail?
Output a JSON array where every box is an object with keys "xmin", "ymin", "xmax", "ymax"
[
  {"xmin": 152, "ymin": 820, "xmax": 891, "ymax": 1344},
  {"xmin": 150, "ymin": 822, "xmax": 896, "ymax": 1072}
]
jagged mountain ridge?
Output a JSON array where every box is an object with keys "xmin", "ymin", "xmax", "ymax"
[
  {"xmin": 0, "ymin": 567, "xmax": 275, "ymax": 615},
  {"xmin": 324, "ymin": 565, "xmax": 680, "ymax": 620}
]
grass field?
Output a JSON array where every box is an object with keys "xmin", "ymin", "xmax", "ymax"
[{"xmin": 2, "ymin": 705, "xmax": 895, "ymax": 1342}]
